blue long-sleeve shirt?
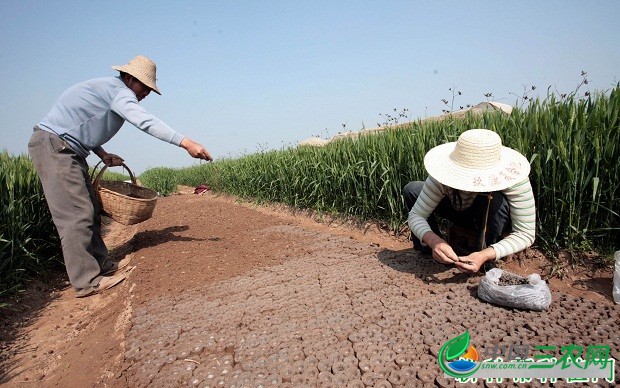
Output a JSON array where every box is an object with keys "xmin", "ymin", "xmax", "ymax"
[{"xmin": 38, "ymin": 76, "xmax": 185, "ymax": 158}]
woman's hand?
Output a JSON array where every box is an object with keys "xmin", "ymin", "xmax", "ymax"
[
  {"xmin": 425, "ymin": 233, "xmax": 459, "ymax": 265},
  {"xmin": 431, "ymin": 241, "xmax": 459, "ymax": 265},
  {"xmin": 454, "ymin": 248, "xmax": 496, "ymax": 273}
]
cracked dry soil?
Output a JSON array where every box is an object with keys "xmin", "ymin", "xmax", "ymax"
[{"xmin": 0, "ymin": 189, "xmax": 618, "ymax": 387}]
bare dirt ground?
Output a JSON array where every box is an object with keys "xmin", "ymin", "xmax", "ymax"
[{"xmin": 0, "ymin": 189, "xmax": 617, "ymax": 387}]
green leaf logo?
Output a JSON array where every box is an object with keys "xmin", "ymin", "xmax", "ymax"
[
  {"xmin": 438, "ymin": 331, "xmax": 481, "ymax": 378},
  {"xmin": 445, "ymin": 331, "xmax": 470, "ymax": 361}
]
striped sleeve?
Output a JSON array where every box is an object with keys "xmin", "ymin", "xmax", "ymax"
[
  {"xmin": 407, "ymin": 176, "xmax": 444, "ymax": 243},
  {"xmin": 490, "ymin": 178, "xmax": 536, "ymax": 259}
]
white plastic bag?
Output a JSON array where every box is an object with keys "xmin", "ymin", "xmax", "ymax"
[{"xmin": 477, "ymin": 268, "xmax": 552, "ymax": 311}]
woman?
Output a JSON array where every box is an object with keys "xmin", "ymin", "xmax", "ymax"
[{"xmin": 403, "ymin": 128, "xmax": 535, "ymax": 273}]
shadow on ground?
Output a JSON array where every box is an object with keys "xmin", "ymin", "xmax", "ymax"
[
  {"xmin": 131, "ymin": 225, "xmax": 205, "ymax": 251},
  {"xmin": 377, "ymin": 247, "xmax": 472, "ymax": 285},
  {"xmin": 571, "ymin": 277, "xmax": 616, "ymax": 303}
]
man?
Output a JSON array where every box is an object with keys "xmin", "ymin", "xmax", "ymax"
[{"xmin": 28, "ymin": 55, "xmax": 212, "ymax": 297}]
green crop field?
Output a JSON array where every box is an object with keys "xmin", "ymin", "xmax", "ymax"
[{"xmin": 2, "ymin": 85, "xmax": 618, "ymax": 300}]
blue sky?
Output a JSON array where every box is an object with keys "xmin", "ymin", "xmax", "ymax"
[{"xmin": 1, "ymin": 1, "xmax": 618, "ymax": 174}]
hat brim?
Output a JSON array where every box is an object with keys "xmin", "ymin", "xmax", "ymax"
[
  {"xmin": 112, "ymin": 65, "xmax": 161, "ymax": 95},
  {"xmin": 424, "ymin": 142, "xmax": 530, "ymax": 192}
]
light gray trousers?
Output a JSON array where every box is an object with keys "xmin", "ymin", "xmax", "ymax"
[{"xmin": 28, "ymin": 128, "xmax": 107, "ymax": 290}]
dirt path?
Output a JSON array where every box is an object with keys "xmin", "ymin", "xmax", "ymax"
[{"xmin": 0, "ymin": 190, "xmax": 617, "ymax": 387}]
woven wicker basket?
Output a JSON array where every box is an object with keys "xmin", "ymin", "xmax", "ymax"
[{"xmin": 92, "ymin": 162, "xmax": 157, "ymax": 225}]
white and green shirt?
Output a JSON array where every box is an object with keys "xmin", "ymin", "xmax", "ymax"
[{"xmin": 407, "ymin": 175, "xmax": 536, "ymax": 259}]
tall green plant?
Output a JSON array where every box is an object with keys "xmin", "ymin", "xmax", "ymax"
[
  {"xmin": 518, "ymin": 89, "xmax": 620, "ymax": 253},
  {"xmin": 0, "ymin": 152, "xmax": 60, "ymax": 299},
  {"xmin": 166, "ymin": 85, "xmax": 618, "ymax": 257},
  {"xmin": 139, "ymin": 167, "xmax": 179, "ymax": 196}
]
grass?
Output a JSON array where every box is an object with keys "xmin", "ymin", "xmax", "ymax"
[
  {"xmin": 0, "ymin": 152, "xmax": 61, "ymax": 304},
  {"xmin": 184, "ymin": 85, "xmax": 619, "ymax": 261}
]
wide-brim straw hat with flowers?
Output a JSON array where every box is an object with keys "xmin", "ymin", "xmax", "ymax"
[
  {"xmin": 424, "ymin": 128, "xmax": 530, "ymax": 192},
  {"xmin": 112, "ymin": 55, "xmax": 161, "ymax": 95}
]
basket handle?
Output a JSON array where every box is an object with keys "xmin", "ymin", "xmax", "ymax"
[{"xmin": 91, "ymin": 160, "xmax": 137, "ymax": 190}]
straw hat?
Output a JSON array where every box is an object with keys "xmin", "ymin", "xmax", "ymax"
[
  {"xmin": 424, "ymin": 129, "xmax": 530, "ymax": 192},
  {"xmin": 112, "ymin": 55, "xmax": 161, "ymax": 95}
]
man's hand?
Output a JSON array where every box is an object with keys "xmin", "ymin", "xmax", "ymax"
[
  {"xmin": 93, "ymin": 147, "xmax": 124, "ymax": 167},
  {"xmin": 101, "ymin": 153, "xmax": 124, "ymax": 167},
  {"xmin": 180, "ymin": 138, "xmax": 213, "ymax": 161}
]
